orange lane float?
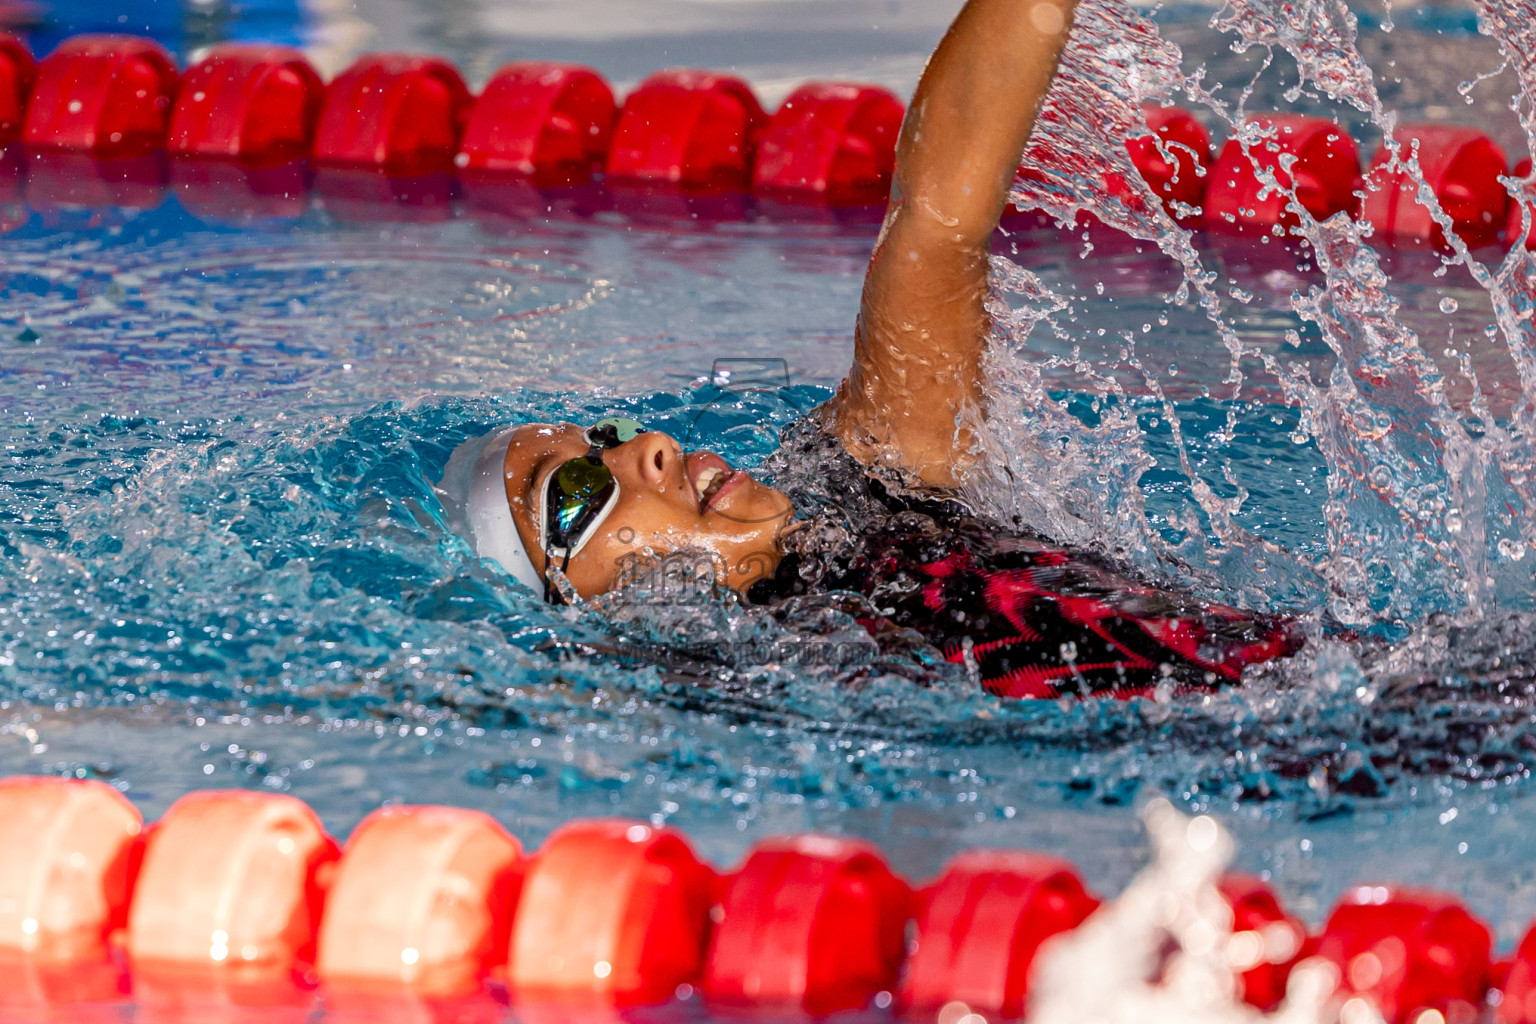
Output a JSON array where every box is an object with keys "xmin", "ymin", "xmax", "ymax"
[
  {"xmin": 457, "ymin": 62, "xmax": 616, "ymax": 183},
  {"xmin": 167, "ymin": 45, "xmax": 324, "ymax": 164},
  {"xmin": 0, "ymin": 776, "xmax": 1525, "ymax": 1022},
  {"xmin": 316, "ymin": 805, "xmax": 522, "ymax": 995},
  {"xmin": 605, "ymin": 69, "xmax": 765, "ymax": 189},
  {"xmin": 22, "ymin": 35, "xmax": 179, "ymax": 155},
  {"xmin": 0, "ymin": 777, "xmax": 143, "ymax": 958},
  {"xmin": 1361, "ymin": 124, "xmax": 1509, "ymax": 248},
  {"xmin": 900, "ymin": 849, "xmax": 1098, "ymax": 1018},
  {"xmin": 125, "ymin": 790, "xmax": 339, "ymax": 970},
  {"xmin": 506, "ymin": 819, "xmax": 716, "ymax": 1005},
  {"xmin": 704, "ymin": 835, "xmax": 910, "ymax": 1015},
  {"xmin": 1204, "ymin": 113, "xmax": 1362, "ymax": 234},
  {"xmin": 751, "ymin": 82, "xmax": 904, "ymax": 205}
]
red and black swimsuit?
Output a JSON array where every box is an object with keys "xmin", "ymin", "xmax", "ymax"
[
  {"xmin": 832, "ymin": 524, "xmax": 1300, "ymax": 699},
  {"xmin": 755, "ymin": 427, "xmax": 1302, "ymax": 699}
]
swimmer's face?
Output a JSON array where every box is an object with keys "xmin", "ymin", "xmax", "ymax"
[{"xmin": 502, "ymin": 422, "xmax": 796, "ymax": 599}]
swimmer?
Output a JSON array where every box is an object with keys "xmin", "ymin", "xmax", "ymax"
[{"xmin": 444, "ymin": 0, "xmax": 1302, "ymax": 698}]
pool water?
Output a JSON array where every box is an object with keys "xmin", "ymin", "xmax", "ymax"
[{"xmin": 4, "ymin": 0, "xmax": 1536, "ymax": 991}]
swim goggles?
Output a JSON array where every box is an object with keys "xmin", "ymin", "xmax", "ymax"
[{"xmin": 538, "ymin": 416, "xmax": 647, "ymax": 602}]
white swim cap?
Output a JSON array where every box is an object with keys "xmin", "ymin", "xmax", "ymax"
[{"xmin": 442, "ymin": 427, "xmax": 543, "ymax": 592}]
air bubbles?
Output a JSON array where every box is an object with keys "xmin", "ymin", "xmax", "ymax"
[{"xmin": 1439, "ymin": 296, "xmax": 1459, "ymax": 314}]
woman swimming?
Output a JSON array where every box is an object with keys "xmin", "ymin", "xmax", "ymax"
[{"xmin": 445, "ymin": 0, "xmax": 1302, "ymax": 698}]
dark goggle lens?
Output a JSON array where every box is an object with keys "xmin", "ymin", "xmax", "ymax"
[
  {"xmin": 549, "ymin": 456, "xmax": 615, "ymax": 540},
  {"xmin": 585, "ymin": 416, "xmax": 647, "ymax": 449}
]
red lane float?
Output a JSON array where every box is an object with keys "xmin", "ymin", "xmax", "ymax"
[
  {"xmin": 0, "ymin": 777, "xmax": 143, "ymax": 958},
  {"xmin": 457, "ymin": 62, "xmax": 616, "ymax": 183},
  {"xmin": 1316, "ymin": 886, "xmax": 1492, "ymax": 1024},
  {"xmin": 506, "ymin": 819, "xmax": 715, "ymax": 1004},
  {"xmin": 1508, "ymin": 157, "xmax": 1533, "ymax": 251},
  {"xmin": 1495, "ymin": 918, "xmax": 1536, "ymax": 1024},
  {"xmin": 606, "ymin": 69, "xmax": 765, "ymax": 189},
  {"xmin": 167, "ymin": 45, "xmax": 324, "ymax": 164},
  {"xmin": 1218, "ymin": 875, "xmax": 1307, "ymax": 1011},
  {"xmin": 752, "ymin": 82, "xmax": 903, "ymax": 204},
  {"xmin": 316, "ymin": 806, "xmax": 522, "ymax": 994},
  {"xmin": 1361, "ymin": 125, "xmax": 1508, "ymax": 248},
  {"xmin": 0, "ymin": 34, "xmax": 36, "ymax": 144},
  {"xmin": 313, "ymin": 53, "xmax": 471, "ymax": 174},
  {"xmin": 4, "ymin": 774, "xmax": 1536, "ymax": 1021},
  {"xmin": 1204, "ymin": 113, "xmax": 1361, "ymax": 234},
  {"xmin": 900, "ymin": 850, "xmax": 1098, "ymax": 1018},
  {"xmin": 1128, "ymin": 105, "xmax": 1211, "ymax": 219},
  {"xmin": 705, "ymin": 835, "xmax": 910, "ymax": 1015},
  {"xmin": 125, "ymin": 791, "xmax": 339, "ymax": 969},
  {"xmin": 23, "ymin": 35, "xmax": 178, "ymax": 154}
]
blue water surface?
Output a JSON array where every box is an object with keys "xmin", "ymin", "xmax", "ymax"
[
  {"xmin": 2, "ymin": 181, "xmax": 1533, "ymax": 945},
  {"xmin": 1, "ymin": 7, "xmax": 1535, "ymax": 1007}
]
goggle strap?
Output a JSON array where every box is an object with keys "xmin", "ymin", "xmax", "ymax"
[{"xmin": 543, "ymin": 561, "xmax": 582, "ymax": 606}]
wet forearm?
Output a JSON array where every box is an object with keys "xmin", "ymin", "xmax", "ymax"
[{"xmin": 893, "ymin": 0, "xmax": 1078, "ymax": 248}]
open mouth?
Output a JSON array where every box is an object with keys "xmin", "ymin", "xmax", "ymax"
[{"xmin": 687, "ymin": 452, "xmax": 743, "ymax": 513}]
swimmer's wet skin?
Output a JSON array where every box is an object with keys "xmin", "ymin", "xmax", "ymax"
[{"xmin": 447, "ymin": 0, "xmax": 1304, "ymax": 696}]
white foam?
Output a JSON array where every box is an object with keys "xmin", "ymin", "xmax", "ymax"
[{"xmin": 1029, "ymin": 799, "xmax": 1366, "ymax": 1024}]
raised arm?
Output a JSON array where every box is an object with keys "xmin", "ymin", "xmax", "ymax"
[{"xmin": 820, "ymin": 0, "xmax": 1078, "ymax": 488}]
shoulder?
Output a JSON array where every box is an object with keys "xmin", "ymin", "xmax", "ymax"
[{"xmin": 764, "ymin": 414, "xmax": 981, "ymax": 527}]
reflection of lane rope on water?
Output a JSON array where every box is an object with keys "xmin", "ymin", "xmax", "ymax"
[{"xmin": 0, "ymin": 238, "xmax": 602, "ymax": 333}]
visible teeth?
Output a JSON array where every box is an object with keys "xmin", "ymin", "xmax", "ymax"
[{"xmin": 696, "ymin": 467, "xmax": 725, "ymax": 502}]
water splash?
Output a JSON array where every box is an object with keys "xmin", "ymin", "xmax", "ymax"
[
  {"xmin": 986, "ymin": 0, "xmax": 1536, "ymax": 627},
  {"xmin": 1031, "ymin": 799, "xmax": 1356, "ymax": 1024}
]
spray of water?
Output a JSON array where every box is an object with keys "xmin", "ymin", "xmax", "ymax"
[
  {"xmin": 984, "ymin": 0, "xmax": 1536, "ymax": 629},
  {"xmin": 1030, "ymin": 799, "xmax": 1362, "ymax": 1024}
]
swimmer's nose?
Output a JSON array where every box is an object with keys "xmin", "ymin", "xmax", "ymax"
[{"xmin": 626, "ymin": 431, "xmax": 683, "ymax": 490}]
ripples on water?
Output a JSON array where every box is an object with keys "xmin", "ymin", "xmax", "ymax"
[{"xmin": 3, "ymin": 0, "xmax": 1536, "ymax": 935}]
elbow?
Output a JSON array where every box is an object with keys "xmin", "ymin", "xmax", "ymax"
[{"xmin": 883, "ymin": 196, "xmax": 997, "ymax": 266}]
